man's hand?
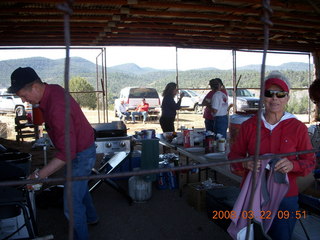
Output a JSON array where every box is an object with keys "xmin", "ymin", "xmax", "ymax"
[{"xmin": 26, "ymin": 169, "xmax": 42, "ymax": 191}]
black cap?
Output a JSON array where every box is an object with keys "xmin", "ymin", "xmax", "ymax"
[
  {"xmin": 7, "ymin": 67, "xmax": 40, "ymax": 93},
  {"xmin": 209, "ymin": 78, "xmax": 221, "ymax": 86}
]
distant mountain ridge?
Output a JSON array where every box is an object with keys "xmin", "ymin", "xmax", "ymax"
[
  {"xmin": 0, "ymin": 57, "xmax": 311, "ymax": 78},
  {"xmin": 108, "ymin": 63, "xmax": 158, "ymax": 74},
  {"xmin": 109, "ymin": 62, "xmax": 312, "ymax": 72},
  {"xmin": 237, "ymin": 62, "xmax": 311, "ymax": 71},
  {"xmin": 0, "ymin": 57, "xmax": 313, "ymax": 100}
]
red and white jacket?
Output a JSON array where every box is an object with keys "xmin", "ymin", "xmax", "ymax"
[{"xmin": 228, "ymin": 112, "xmax": 316, "ymax": 197}]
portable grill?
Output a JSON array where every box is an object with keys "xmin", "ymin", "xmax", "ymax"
[
  {"xmin": 92, "ymin": 121, "xmax": 132, "ymax": 155},
  {"xmin": 90, "ymin": 122, "xmax": 133, "ymax": 204}
]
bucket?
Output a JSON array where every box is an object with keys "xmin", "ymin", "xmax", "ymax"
[
  {"xmin": 0, "ymin": 152, "xmax": 32, "ymax": 180},
  {"xmin": 229, "ymin": 114, "xmax": 253, "ymax": 146},
  {"xmin": 128, "ymin": 176, "xmax": 152, "ymax": 202}
]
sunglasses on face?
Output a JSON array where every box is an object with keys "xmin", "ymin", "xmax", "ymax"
[{"xmin": 264, "ymin": 90, "xmax": 288, "ymax": 98}]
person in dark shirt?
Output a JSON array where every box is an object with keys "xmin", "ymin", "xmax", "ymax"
[
  {"xmin": 309, "ymin": 78, "xmax": 320, "ymax": 118},
  {"xmin": 309, "ymin": 78, "xmax": 320, "ymax": 159},
  {"xmin": 159, "ymin": 82, "xmax": 184, "ymax": 132}
]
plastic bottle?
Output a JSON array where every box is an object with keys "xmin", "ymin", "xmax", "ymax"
[
  {"xmin": 183, "ymin": 130, "xmax": 191, "ymax": 148},
  {"xmin": 218, "ymin": 138, "xmax": 226, "ymax": 152},
  {"xmin": 204, "ymin": 134, "xmax": 214, "ymax": 153},
  {"xmin": 189, "ymin": 129, "xmax": 195, "ymax": 147}
]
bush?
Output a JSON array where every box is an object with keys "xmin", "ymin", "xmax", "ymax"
[{"xmin": 69, "ymin": 77, "xmax": 97, "ymax": 109}]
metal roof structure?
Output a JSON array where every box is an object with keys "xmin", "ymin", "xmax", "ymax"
[{"xmin": 1, "ymin": 0, "xmax": 320, "ymax": 53}]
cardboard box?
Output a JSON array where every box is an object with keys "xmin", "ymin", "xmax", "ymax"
[
  {"xmin": 186, "ymin": 182, "xmax": 207, "ymax": 211},
  {"xmin": 178, "ymin": 169, "xmax": 207, "ymax": 188},
  {"xmin": 206, "ymin": 186, "xmax": 240, "ymax": 230}
]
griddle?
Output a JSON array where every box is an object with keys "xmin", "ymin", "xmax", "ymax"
[{"xmin": 91, "ymin": 121, "xmax": 127, "ymax": 138}]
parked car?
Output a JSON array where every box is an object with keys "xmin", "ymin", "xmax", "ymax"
[
  {"xmin": 179, "ymin": 89, "xmax": 203, "ymax": 114},
  {"xmin": 0, "ymin": 89, "xmax": 32, "ymax": 116},
  {"xmin": 114, "ymin": 87, "xmax": 161, "ymax": 118},
  {"xmin": 198, "ymin": 88, "xmax": 260, "ymax": 115},
  {"xmin": 227, "ymin": 88, "xmax": 260, "ymax": 114}
]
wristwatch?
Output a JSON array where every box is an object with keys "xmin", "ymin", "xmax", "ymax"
[{"xmin": 34, "ymin": 168, "xmax": 40, "ymax": 179}]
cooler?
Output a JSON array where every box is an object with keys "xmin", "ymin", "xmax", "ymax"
[
  {"xmin": 229, "ymin": 114, "xmax": 253, "ymax": 146},
  {"xmin": 141, "ymin": 138, "xmax": 159, "ymax": 182},
  {"xmin": 206, "ymin": 186, "xmax": 240, "ymax": 231}
]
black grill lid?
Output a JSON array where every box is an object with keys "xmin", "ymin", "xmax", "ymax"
[{"xmin": 91, "ymin": 121, "xmax": 127, "ymax": 138}]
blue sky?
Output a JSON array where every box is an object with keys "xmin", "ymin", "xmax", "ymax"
[{"xmin": 0, "ymin": 46, "xmax": 312, "ymax": 71}]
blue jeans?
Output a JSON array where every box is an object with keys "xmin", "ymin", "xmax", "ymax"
[
  {"xmin": 214, "ymin": 115, "xmax": 228, "ymax": 139},
  {"xmin": 131, "ymin": 111, "xmax": 148, "ymax": 122},
  {"xmin": 204, "ymin": 119, "xmax": 215, "ymax": 132},
  {"xmin": 63, "ymin": 144, "xmax": 98, "ymax": 240},
  {"xmin": 267, "ymin": 196, "xmax": 299, "ymax": 240},
  {"xmin": 119, "ymin": 112, "xmax": 130, "ymax": 121}
]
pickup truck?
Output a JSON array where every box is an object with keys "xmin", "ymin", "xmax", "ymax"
[
  {"xmin": 227, "ymin": 88, "xmax": 260, "ymax": 114},
  {"xmin": 198, "ymin": 88, "xmax": 260, "ymax": 115},
  {"xmin": 0, "ymin": 89, "xmax": 32, "ymax": 116},
  {"xmin": 114, "ymin": 87, "xmax": 161, "ymax": 119}
]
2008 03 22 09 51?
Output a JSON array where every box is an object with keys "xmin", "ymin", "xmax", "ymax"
[{"xmin": 212, "ymin": 210, "xmax": 307, "ymax": 220}]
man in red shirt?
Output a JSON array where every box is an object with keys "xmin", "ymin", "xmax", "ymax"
[
  {"xmin": 131, "ymin": 98, "xmax": 149, "ymax": 123},
  {"xmin": 8, "ymin": 67, "xmax": 98, "ymax": 240}
]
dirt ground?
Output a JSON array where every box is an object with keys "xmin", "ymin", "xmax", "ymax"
[
  {"xmin": 0, "ymin": 110, "xmax": 206, "ymax": 140},
  {"xmin": 0, "ymin": 109, "xmax": 312, "ymax": 141}
]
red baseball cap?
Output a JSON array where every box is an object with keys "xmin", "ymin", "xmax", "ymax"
[{"xmin": 265, "ymin": 78, "xmax": 289, "ymax": 92}]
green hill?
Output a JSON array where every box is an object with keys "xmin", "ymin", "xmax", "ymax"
[{"xmin": 0, "ymin": 57, "xmax": 313, "ymax": 104}]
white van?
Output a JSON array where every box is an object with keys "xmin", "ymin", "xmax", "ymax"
[{"xmin": 114, "ymin": 87, "xmax": 161, "ymax": 118}]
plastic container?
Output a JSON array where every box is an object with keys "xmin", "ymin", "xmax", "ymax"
[
  {"xmin": 204, "ymin": 135, "xmax": 214, "ymax": 153},
  {"xmin": 183, "ymin": 129, "xmax": 194, "ymax": 148},
  {"xmin": 131, "ymin": 150, "xmax": 141, "ymax": 170},
  {"xmin": 141, "ymin": 138, "xmax": 159, "ymax": 182},
  {"xmin": 229, "ymin": 114, "xmax": 252, "ymax": 146},
  {"xmin": 218, "ymin": 138, "xmax": 226, "ymax": 152},
  {"xmin": 32, "ymin": 105, "xmax": 44, "ymax": 125},
  {"xmin": 128, "ymin": 176, "xmax": 152, "ymax": 202}
]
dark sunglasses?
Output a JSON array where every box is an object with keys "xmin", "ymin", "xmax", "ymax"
[{"xmin": 264, "ymin": 90, "xmax": 288, "ymax": 98}]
